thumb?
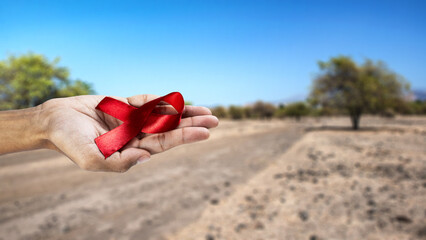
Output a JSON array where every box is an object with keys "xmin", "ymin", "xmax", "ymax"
[{"xmin": 106, "ymin": 148, "xmax": 151, "ymax": 172}]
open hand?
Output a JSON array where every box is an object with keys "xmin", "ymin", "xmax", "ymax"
[{"xmin": 40, "ymin": 94, "xmax": 218, "ymax": 172}]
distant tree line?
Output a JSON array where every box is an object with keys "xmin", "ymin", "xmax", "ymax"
[
  {"xmin": 211, "ymin": 101, "xmax": 313, "ymax": 121},
  {"xmin": 211, "ymin": 56, "xmax": 426, "ymax": 129},
  {"xmin": 211, "ymin": 99, "xmax": 426, "ymax": 121}
]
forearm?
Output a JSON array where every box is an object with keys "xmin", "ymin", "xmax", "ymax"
[{"xmin": 0, "ymin": 106, "xmax": 49, "ymax": 154}]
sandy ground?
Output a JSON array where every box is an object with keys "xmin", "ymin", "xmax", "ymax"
[
  {"xmin": 169, "ymin": 117, "xmax": 426, "ymax": 240},
  {"xmin": 0, "ymin": 120, "xmax": 303, "ymax": 240},
  {"xmin": 0, "ymin": 116, "xmax": 425, "ymax": 240}
]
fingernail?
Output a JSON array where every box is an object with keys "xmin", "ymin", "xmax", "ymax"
[{"xmin": 136, "ymin": 156, "xmax": 150, "ymax": 165}]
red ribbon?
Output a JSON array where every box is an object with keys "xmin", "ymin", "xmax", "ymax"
[{"xmin": 94, "ymin": 92, "xmax": 184, "ymax": 158}]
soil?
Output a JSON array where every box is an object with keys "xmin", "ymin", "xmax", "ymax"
[
  {"xmin": 1, "ymin": 116, "xmax": 425, "ymax": 240},
  {"xmin": 170, "ymin": 117, "xmax": 426, "ymax": 240},
  {"xmin": 0, "ymin": 120, "xmax": 303, "ymax": 240}
]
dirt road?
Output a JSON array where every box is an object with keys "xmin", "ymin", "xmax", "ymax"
[
  {"xmin": 0, "ymin": 120, "xmax": 303, "ymax": 240},
  {"xmin": 171, "ymin": 125, "xmax": 426, "ymax": 240}
]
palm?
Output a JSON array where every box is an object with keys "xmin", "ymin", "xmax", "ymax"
[{"xmin": 42, "ymin": 94, "xmax": 218, "ymax": 172}]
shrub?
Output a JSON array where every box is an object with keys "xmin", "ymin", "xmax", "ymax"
[
  {"xmin": 211, "ymin": 106, "xmax": 228, "ymax": 118},
  {"xmin": 228, "ymin": 105, "xmax": 245, "ymax": 120},
  {"xmin": 252, "ymin": 101, "xmax": 276, "ymax": 119},
  {"xmin": 274, "ymin": 104, "xmax": 286, "ymax": 118},
  {"xmin": 244, "ymin": 106, "xmax": 254, "ymax": 119},
  {"xmin": 283, "ymin": 102, "xmax": 310, "ymax": 120}
]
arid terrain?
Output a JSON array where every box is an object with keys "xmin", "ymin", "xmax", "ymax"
[{"xmin": 1, "ymin": 116, "xmax": 425, "ymax": 240}]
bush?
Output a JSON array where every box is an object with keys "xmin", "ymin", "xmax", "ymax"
[
  {"xmin": 283, "ymin": 102, "xmax": 310, "ymax": 120},
  {"xmin": 252, "ymin": 101, "xmax": 276, "ymax": 119},
  {"xmin": 381, "ymin": 108, "xmax": 396, "ymax": 118},
  {"xmin": 244, "ymin": 106, "xmax": 254, "ymax": 119},
  {"xmin": 211, "ymin": 106, "xmax": 228, "ymax": 118},
  {"xmin": 407, "ymin": 101, "xmax": 426, "ymax": 114},
  {"xmin": 228, "ymin": 105, "xmax": 245, "ymax": 120},
  {"xmin": 274, "ymin": 104, "xmax": 286, "ymax": 118}
]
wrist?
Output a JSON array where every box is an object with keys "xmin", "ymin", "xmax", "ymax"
[
  {"xmin": 0, "ymin": 105, "xmax": 50, "ymax": 155},
  {"xmin": 32, "ymin": 104, "xmax": 52, "ymax": 149}
]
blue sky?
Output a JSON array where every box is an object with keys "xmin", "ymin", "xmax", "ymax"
[{"xmin": 1, "ymin": 0, "xmax": 425, "ymax": 106}]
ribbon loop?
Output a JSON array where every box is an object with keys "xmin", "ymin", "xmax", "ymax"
[{"xmin": 95, "ymin": 92, "xmax": 184, "ymax": 158}]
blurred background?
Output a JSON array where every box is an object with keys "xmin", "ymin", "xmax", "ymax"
[{"xmin": 0, "ymin": 1, "xmax": 425, "ymax": 240}]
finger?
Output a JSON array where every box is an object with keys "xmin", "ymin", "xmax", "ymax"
[
  {"xmin": 104, "ymin": 148, "xmax": 151, "ymax": 172},
  {"xmin": 127, "ymin": 96, "xmax": 212, "ymax": 117},
  {"xmin": 152, "ymin": 105, "xmax": 214, "ymax": 116},
  {"xmin": 127, "ymin": 94, "xmax": 161, "ymax": 108},
  {"xmin": 131, "ymin": 102, "xmax": 214, "ymax": 117},
  {"xmin": 131, "ymin": 127, "xmax": 210, "ymax": 154},
  {"xmin": 183, "ymin": 106, "xmax": 212, "ymax": 117},
  {"xmin": 124, "ymin": 116, "xmax": 217, "ymax": 148},
  {"xmin": 178, "ymin": 115, "xmax": 219, "ymax": 129}
]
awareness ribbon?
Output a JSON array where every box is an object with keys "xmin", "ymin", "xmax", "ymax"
[{"xmin": 94, "ymin": 92, "xmax": 184, "ymax": 158}]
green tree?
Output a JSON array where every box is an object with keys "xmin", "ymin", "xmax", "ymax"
[
  {"xmin": 56, "ymin": 80, "xmax": 94, "ymax": 97},
  {"xmin": 282, "ymin": 102, "xmax": 310, "ymax": 120},
  {"xmin": 0, "ymin": 53, "xmax": 94, "ymax": 110},
  {"xmin": 309, "ymin": 56, "xmax": 409, "ymax": 130}
]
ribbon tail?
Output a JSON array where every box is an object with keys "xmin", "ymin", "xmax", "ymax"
[{"xmin": 95, "ymin": 122, "xmax": 140, "ymax": 158}]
